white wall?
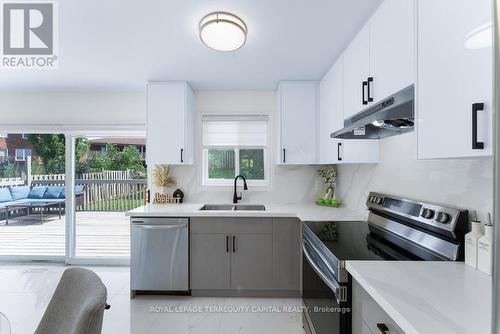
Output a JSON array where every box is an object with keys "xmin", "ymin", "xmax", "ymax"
[
  {"xmin": 0, "ymin": 92, "xmax": 146, "ymax": 126},
  {"xmin": 162, "ymin": 91, "xmax": 324, "ymax": 204},
  {"xmin": 337, "ymin": 132, "xmax": 493, "ymax": 222}
]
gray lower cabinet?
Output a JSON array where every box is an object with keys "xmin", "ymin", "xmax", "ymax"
[
  {"xmin": 190, "ymin": 217, "xmax": 300, "ymax": 295},
  {"xmin": 272, "ymin": 218, "xmax": 301, "ymax": 291},
  {"xmin": 190, "ymin": 234, "xmax": 230, "ymax": 290},
  {"xmin": 230, "ymin": 233, "xmax": 273, "ymax": 290},
  {"xmin": 352, "ymin": 279, "xmax": 405, "ymax": 334}
]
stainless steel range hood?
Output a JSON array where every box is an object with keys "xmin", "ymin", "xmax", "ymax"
[{"xmin": 331, "ymin": 85, "xmax": 414, "ymax": 139}]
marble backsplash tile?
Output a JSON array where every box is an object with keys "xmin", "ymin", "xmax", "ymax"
[
  {"xmin": 336, "ymin": 132, "xmax": 493, "ymax": 222},
  {"xmin": 153, "ymin": 164, "xmax": 325, "ymax": 205}
]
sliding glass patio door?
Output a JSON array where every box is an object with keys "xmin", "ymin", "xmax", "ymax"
[
  {"xmin": 0, "ymin": 130, "xmax": 144, "ymax": 264},
  {"xmin": 68, "ymin": 135, "xmax": 146, "ymax": 264}
]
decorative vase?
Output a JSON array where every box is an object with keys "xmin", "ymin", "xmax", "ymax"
[
  {"xmin": 324, "ymin": 185, "xmax": 336, "ymax": 200},
  {"xmin": 173, "ymin": 189, "xmax": 184, "ymax": 203}
]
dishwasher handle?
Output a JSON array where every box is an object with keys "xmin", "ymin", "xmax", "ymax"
[
  {"xmin": 131, "ymin": 218, "xmax": 188, "ymax": 225},
  {"xmin": 135, "ymin": 224, "xmax": 187, "ymax": 230}
]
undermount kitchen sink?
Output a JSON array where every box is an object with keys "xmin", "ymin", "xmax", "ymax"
[
  {"xmin": 199, "ymin": 204, "xmax": 266, "ymax": 211},
  {"xmin": 233, "ymin": 205, "xmax": 266, "ymax": 211},
  {"xmin": 199, "ymin": 204, "xmax": 235, "ymax": 211}
]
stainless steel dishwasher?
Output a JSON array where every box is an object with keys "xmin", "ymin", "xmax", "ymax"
[{"xmin": 131, "ymin": 217, "xmax": 189, "ymax": 294}]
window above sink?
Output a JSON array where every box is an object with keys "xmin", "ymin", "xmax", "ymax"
[{"xmin": 202, "ymin": 116, "xmax": 270, "ymax": 188}]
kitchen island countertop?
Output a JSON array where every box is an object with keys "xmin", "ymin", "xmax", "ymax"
[{"xmin": 346, "ymin": 261, "xmax": 492, "ymax": 334}]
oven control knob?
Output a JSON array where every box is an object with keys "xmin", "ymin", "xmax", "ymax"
[
  {"xmin": 375, "ymin": 197, "xmax": 383, "ymax": 205},
  {"xmin": 368, "ymin": 196, "xmax": 374, "ymax": 203},
  {"xmin": 435, "ymin": 212, "xmax": 450, "ymax": 224},
  {"xmin": 421, "ymin": 208, "xmax": 435, "ymax": 219}
]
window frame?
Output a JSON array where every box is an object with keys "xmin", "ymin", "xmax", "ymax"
[
  {"xmin": 15, "ymin": 148, "xmax": 31, "ymax": 161},
  {"xmin": 201, "ymin": 115, "xmax": 270, "ymax": 188},
  {"xmin": 0, "ymin": 148, "xmax": 7, "ymax": 161},
  {"xmin": 202, "ymin": 146, "xmax": 269, "ymax": 187}
]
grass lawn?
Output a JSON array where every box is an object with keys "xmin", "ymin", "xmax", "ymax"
[{"xmin": 79, "ymin": 196, "xmax": 145, "ymax": 212}]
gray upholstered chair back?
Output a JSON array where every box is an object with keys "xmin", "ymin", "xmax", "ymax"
[{"xmin": 35, "ymin": 267, "xmax": 109, "ymax": 334}]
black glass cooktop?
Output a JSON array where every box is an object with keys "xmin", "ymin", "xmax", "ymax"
[{"xmin": 303, "ymin": 220, "xmax": 419, "ymax": 261}]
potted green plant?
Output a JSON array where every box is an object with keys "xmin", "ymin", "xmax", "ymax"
[{"xmin": 317, "ymin": 166, "xmax": 339, "ymax": 206}]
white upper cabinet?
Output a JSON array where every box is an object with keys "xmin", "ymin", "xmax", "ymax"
[
  {"xmin": 417, "ymin": 0, "xmax": 493, "ymax": 159},
  {"xmin": 318, "ymin": 56, "xmax": 380, "ymax": 165},
  {"xmin": 318, "ymin": 57, "xmax": 344, "ymax": 164},
  {"xmin": 369, "ymin": 0, "xmax": 415, "ymax": 105},
  {"xmin": 343, "ymin": 25, "xmax": 371, "ymax": 120},
  {"xmin": 147, "ymin": 82, "xmax": 194, "ymax": 166},
  {"xmin": 335, "ymin": 139, "xmax": 379, "ymax": 164},
  {"xmin": 343, "ymin": 0, "xmax": 415, "ymax": 119},
  {"xmin": 277, "ymin": 81, "xmax": 317, "ymax": 165}
]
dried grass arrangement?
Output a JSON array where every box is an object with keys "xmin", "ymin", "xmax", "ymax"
[{"xmin": 153, "ymin": 164, "xmax": 176, "ymax": 191}]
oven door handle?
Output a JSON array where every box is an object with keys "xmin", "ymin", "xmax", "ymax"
[
  {"xmin": 302, "ymin": 240, "xmax": 344, "ymax": 304},
  {"xmin": 303, "ymin": 230, "xmax": 341, "ymax": 279}
]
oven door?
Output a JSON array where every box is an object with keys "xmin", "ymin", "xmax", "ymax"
[{"xmin": 302, "ymin": 238, "xmax": 350, "ymax": 334}]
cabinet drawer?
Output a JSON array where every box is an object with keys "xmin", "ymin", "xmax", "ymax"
[
  {"xmin": 352, "ymin": 280, "xmax": 405, "ymax": 334},
  {"xmin": 191, "ymin": 218, "xmax": 227, "ymax": 234},
  {"xmin": 191, "ymin": 217, "xmax": 273, "ymax": 234}
]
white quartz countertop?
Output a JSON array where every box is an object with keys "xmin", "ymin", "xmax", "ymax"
[
  {"xmin": 126, "ymin": 203, "xmax": 368, "ymax": 222},
  {"xmin": 346, "ymin": 261, "xmax": 492, "ymax": 334}
]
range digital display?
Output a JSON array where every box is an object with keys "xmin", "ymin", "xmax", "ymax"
[{"xmin": 382, "ymin": 197, "xmax": 422, "ymax": 217}]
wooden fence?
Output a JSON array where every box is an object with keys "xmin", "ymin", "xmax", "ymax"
[
  {"xmin": 30, "ymin": 170, "xmax": 132, "ymax": 182},
  {"xmin": 0, "ymin": 178, "xmax": 24, "ymax": 187},
  {"xmin": 0, "ymin": 171, "xmax": 147, "ymax": 212}
]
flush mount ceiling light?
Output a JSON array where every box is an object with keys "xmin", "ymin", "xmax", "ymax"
[
  {"xmin": 199, "ymin": 12, "xmax": 247, "ymax": 51},
  {"xmin": 465, "ymin": 22, "xmax": 492, "ymax": 49}
]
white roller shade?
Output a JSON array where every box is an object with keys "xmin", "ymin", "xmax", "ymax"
[{"xmin": 202, "ymin": 116, "xmax": 268, "ymax": 147}]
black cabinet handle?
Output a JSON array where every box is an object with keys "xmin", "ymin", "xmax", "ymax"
[
  {"xmin": 337, "ymin": 142, "xmax": 342, "ymax": 161},
  {"xmin": 232, "ymin": 236, "xmax": 236, "ymax": 252},
  {"xmin": 362, "ymin": 81, "xmax": 368, "ymax": 105},
  {"xmin": 367, "ymin": 77, "xmax": 374, "ymax": 102},
  {"xmin": 376, "ymin": 323, "xmax": 389, "ymax": 333},
  {"xmin": 226, "ymin": 235, "xmax": 229, "ymax": 253},
  {"xmin": 377, "ymin": 324, "xmax": 389, "ymax": 334},
  {"xmin": 283, "ymin": 148, "xmax": 286, "ymax": 163},
  {"xmin": 472, "ymin": 103, "xmax": 485, "ymax": 150},
  {"xmin": 180, "ymin": 148, "xmax": 184, "ymax": 163}
]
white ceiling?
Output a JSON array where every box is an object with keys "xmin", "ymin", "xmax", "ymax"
[{"xmin": 0, "ymin": 0, "xmax": 382, "ymax": 92}]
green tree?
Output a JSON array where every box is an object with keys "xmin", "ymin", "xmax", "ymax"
[
  {"xmin": 2, "ymin": 162, "xmax": 19, "ymax": 178},
  {"xmin": 86, "ymin": 144, "xmax": 145, "ymax": 176},
  {"xmin": 112, "ymin": 145, "xmax": 145, "ymax": 173},
  {"xmin": 31, "ymin": 159, "xmax": 44, "ymax": 175},
  {"xmin": 28, "ymin": 134, "xmax": 89, "ymax": 174}
]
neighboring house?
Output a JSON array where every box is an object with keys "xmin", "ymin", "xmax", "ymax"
[
  {"xmin": 88, "ymin": 138, "xmax": 146, "ymax": 160},
  {"xmin": 0, "ymin": 134, "xmax": 37, "ymax": 163},
  {"xmin": 0, "ymin": 134, "xmax": 7, "ymax": 162}
]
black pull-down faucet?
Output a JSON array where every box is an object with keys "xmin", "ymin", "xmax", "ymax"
[{"xmin": 233, "ymin": 175, "xmax": 248, "ymax": 204}]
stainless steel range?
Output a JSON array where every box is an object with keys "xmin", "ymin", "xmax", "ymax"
[{"xmin": 302, "ymin": 192, "xmax": 469, "ymax": 334}]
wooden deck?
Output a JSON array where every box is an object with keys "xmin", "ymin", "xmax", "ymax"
[{"xmin": 0, "ymin": 212, "xmax": 130, "ymax": 258}]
